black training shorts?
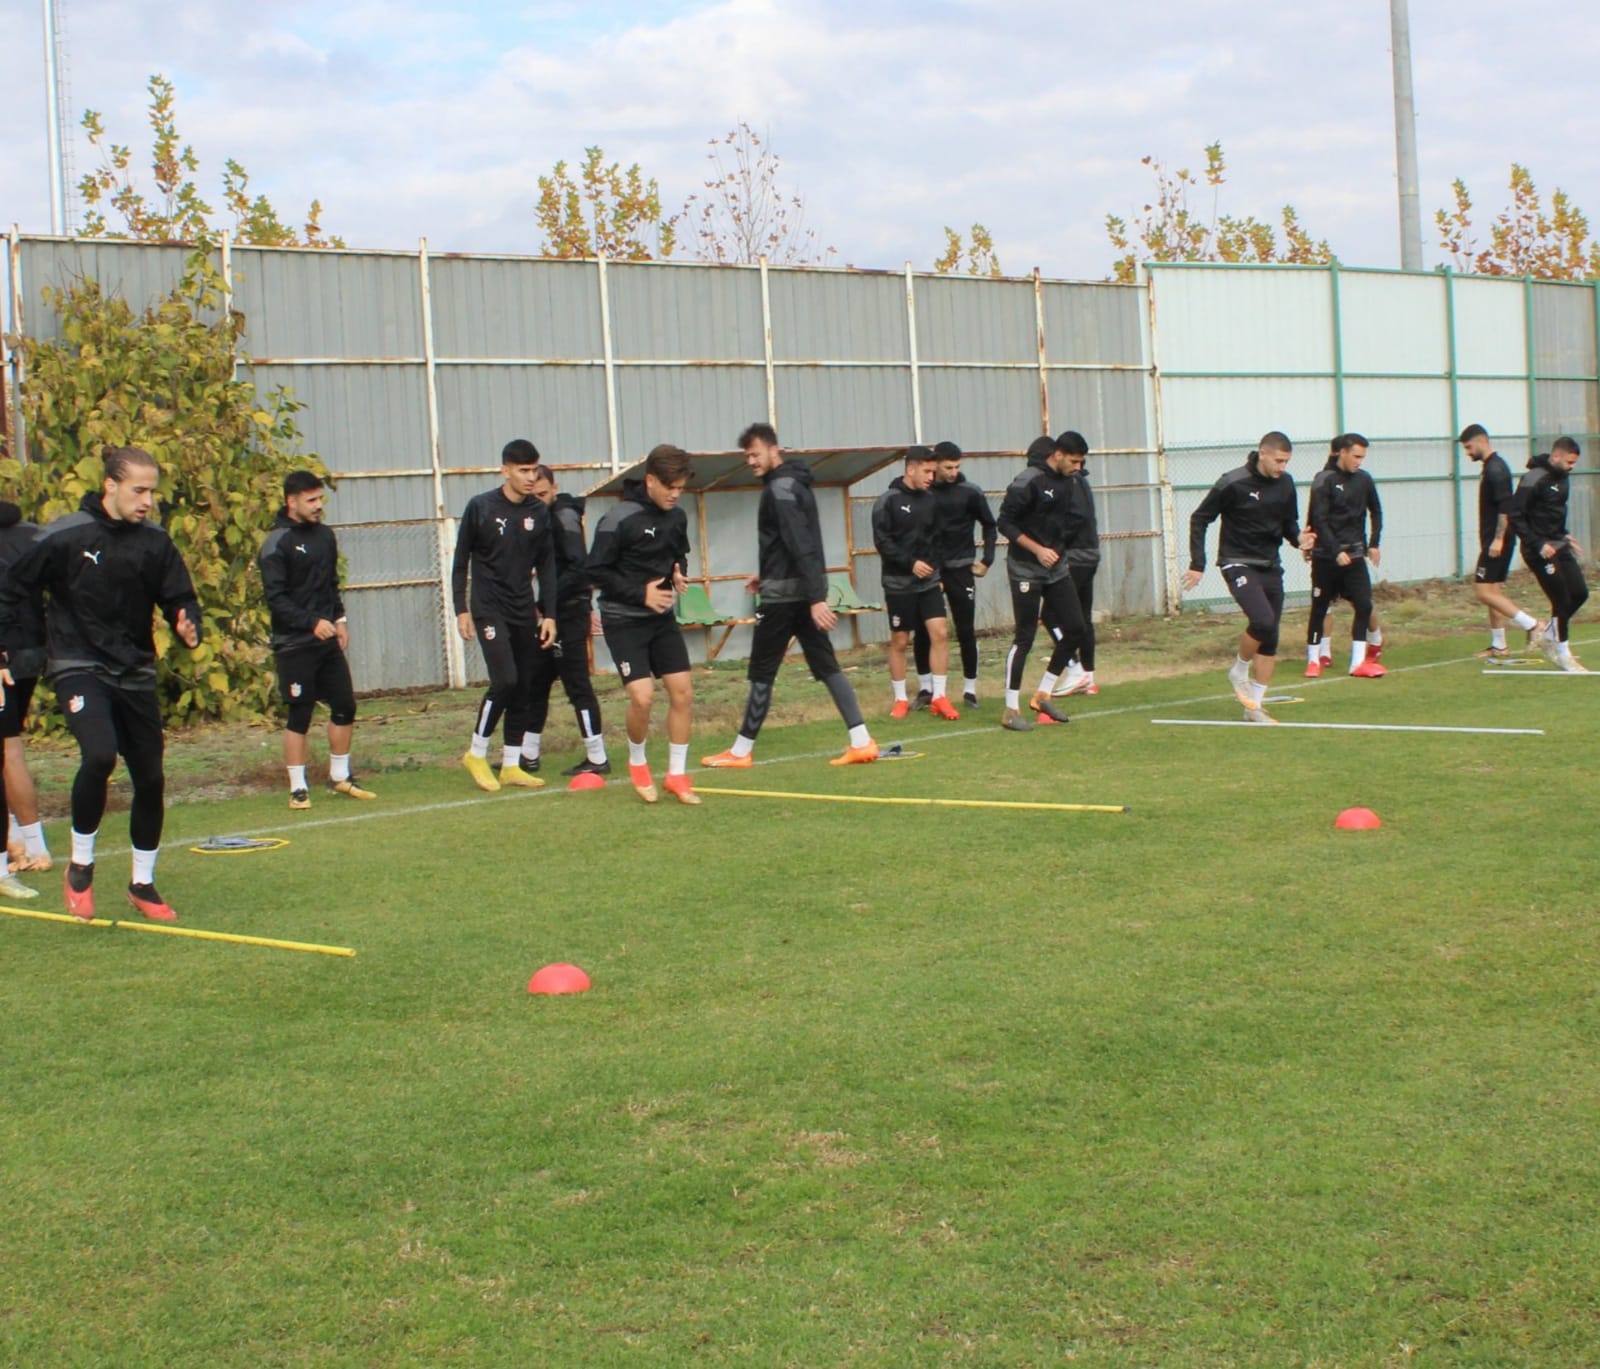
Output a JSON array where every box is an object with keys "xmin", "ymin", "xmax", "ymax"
[
  {"xmin": 885, "ymin": 585, "xmax": 946, "ymax": 633},
  {"xmin": 603, "ymin": 612, "xmax": 691, "ymax": 683}
]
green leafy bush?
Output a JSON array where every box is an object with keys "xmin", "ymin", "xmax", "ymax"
[{"xmin": 2, "ymin": 249, "xmax": 326, "ymax": 725}]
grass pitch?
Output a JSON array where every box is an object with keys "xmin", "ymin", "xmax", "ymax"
[{"xmin": 3, "ymin": 609, "xmax": 1598, "ymax": 1366}]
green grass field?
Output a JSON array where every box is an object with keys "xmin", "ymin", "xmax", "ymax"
[{"xmin": 4, "ymin": 596, "xmax": 1599, "ymax": 1366}]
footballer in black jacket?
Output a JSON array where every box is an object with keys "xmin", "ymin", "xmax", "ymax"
[
  {"xmin": 452, "ymin": 439, "xmax": 559, "ymax": 793},
  {"xmin": 257, "ymin": 469, "xmax": 374, "ymax": 810},
  {"xmin": 0, "ymin": 447, "xmax": 201, "ymax": 922},
  {"xmin": 1183, "ymin": 431, "xmax": 1311, "ymax": 722},
  {"xmin": 1514, "ymin": 438, "xmax": 1589, "ymax": 669},
  {"xmin": 1302, "ymin": 433, "xmax": 1388, "ymax": 678},
  {"xmin": 701, "ymin": 423, "xmax": 877, "ymax": 770},
  {"xmin": 587, "ymin": 443, "xmax": 699, "ymax": 805}
]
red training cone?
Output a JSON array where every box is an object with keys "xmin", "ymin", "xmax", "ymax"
[
  {"xmin": 1334, "ymin": 807, "xmax": 1382, "ymax": 830},
  {"xmin": 528, "ymin": 962, "xmax": 591, "ymax": 995},
  {"xmin": 568, "ymin": 772, "xmax": 606, "ymax": 792}
]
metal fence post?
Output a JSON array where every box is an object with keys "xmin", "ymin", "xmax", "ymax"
[
  {"xmin": 1444, "ymin": 267, "xmax": 1464, "ymax": 577},
  {"xmin": 1524, "ymin": 274, "xmax": 1538, "ymax": 450},
  {"xmin": 1034, "ymin": 266, "xmax": 1050, "ymax": 434},
  {"xmin": 904, "ymin": 263, "xmax": 923, "ymax": 444},
  {"xmin": 1330, "ymin": 260, "xmax": 1346, "ymax": 433},
  {"xmin": 1143, "ymin": 264, "xmax": 1179, "ymax": 614},
  {"xmin": 597, "ymin": 253, "xmax": 620, "ymax": 472},
  {"xmin": 417, "ymin": 237, "xmax": 463, "ymax": 689},
  {"xmin": 760, "ymin": 254, "xmax": 777, "ymax": 427},
  {"xmin": 4, "ymin": 228, "xmax": 24, "ymax": 463}
]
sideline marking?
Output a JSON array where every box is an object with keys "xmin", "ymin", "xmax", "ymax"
[
  {"xmin": 88, "ymin": 638, "xmax": 1585, "ymax": 857},
  {"xmin": 1480, "ymin": 669, "xmax": 1594, "ymax": 677},
  {"xmin": 1151, "ymin": 719, "xmax": 1544, "ymax": 736}
]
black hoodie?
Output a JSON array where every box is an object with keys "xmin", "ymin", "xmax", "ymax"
[
  {"xmin": 1188, "ymin": 454, "xmax": 1302, "ymax": 572},
  {"xmin": 451, "ymin": 485, "xmax": 558, "ymax": 625},
  {"xmin": 0, "ymin": 503, "xmax": 46, "ymax": 678},
  {"xmin": 931, "ymin": 472, "xmax": 997, "ymax": 571},
  {"xmin": 0, "ymin": 492, "xmax": 201, "ymax": 689},
  {"xmin": 1305, "ymin": 456, "xmax": 1382, "ymax": 561},
  {"xmin": 587, "ymin": 478, "xmax": 691, "ymax": 621},
  {"xmin": 870, "ymin": 475, "xmax": 940, "ymax": 594},
  {"xmin": 756, "ymin": 459, "xmax": 829, "ymax": 605},
  {"xmin": 257, "ymin": 510, "xmax": 344, "ymax": 652},
  {"xmin": 1513, "ymin": 453, "xmax": 1574, "ymax": 550},
  {"xmin": 548, "ymin": 492, "xmax": 592, "ymax": 609},
  {"xmin": 996, "ymin": 440, "xmax": 1081, "ymax": 584}
]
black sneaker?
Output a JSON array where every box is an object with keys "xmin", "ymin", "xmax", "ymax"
[
  {"xmin": 520, "ymin": 755, "xmax": 542, "ymax": 774},
  {"xmin": 126, "ymin": 881, "xmax": 177, "ymax": 922},
  {"xmin": 962, "ymin": 691, "xmax": 979, "ymax": 707},
  {"xmin": 911, "ymin": 689, "xmax": 933, "ymax": 712},
  {"xmin": 561, "ymin": 757, "xmax": 613, "ymax": 777}
]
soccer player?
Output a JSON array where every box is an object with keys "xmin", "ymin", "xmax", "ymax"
[
  {"xmin": 1514, "ymin": 437, "xmax": 1589, "ymax": 671},
  {"xmin": 871, "ymin": 446, "xmax": 958, "ymax": 720},
  {"xmin": 995, "ymin": 434, "xmax": 1090, "ymax": 731},
  {"xmin": 1461, "ymin": 423, "xmax": 1545, "ymax": 659},
  {"xmin": 587, "ymin": 443, "xmax": 699, "ymax": 805},
  {"xmin": 0, "ymin": 446, "xmax": 202, "ymax": 921},
  {"xmin": 1303, "ymin": 433, "xmax": 1387, "ymax": 678},
  {"xmin": 924, "ymin": 440, "xmax": 996, "ymax": 707},
  {"xmin": 702, "ymin": 423, "xmax": 878, "ymax": 769},
  {"xmin": 0, "ymin": 499, "xmax": 52, "ymax": 886},
  {"xmin": 258, "ymin": 471, "xmax": 375, "ymax": 810},
  {"xmin": 1182, "ymin": 431, "xmax": 1310, "ymax": 724},
  {"xmin": 524, "ymin": 465, "xmax": 610, "ymax": 778},
  {"xmin": 452, "ymin": 439, "xmax": 558, "ymax": 792},
  {"xmin": 1050, "ymin": 433, "xmax": 1101, "ymax": 698}
]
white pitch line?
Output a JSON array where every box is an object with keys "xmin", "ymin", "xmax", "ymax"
[
  {"xmin": 84, "ymin": 636, "xmax": 1587, "ymax": 857},
  {"xmin": 1151, "ymin": 719, "xmax": 1544, "ymax": 735},
  {"xmin": 1480, "ymin": 669, "xmax": 1594, "ymax": 677}
]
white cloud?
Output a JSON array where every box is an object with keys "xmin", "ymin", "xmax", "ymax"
[{"xmin": 2, "ymin": 0, "xmax": 1598, "ymax": 280}]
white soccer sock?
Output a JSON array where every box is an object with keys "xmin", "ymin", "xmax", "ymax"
[
  {"xmin": 848, "ymin": 724, "xmax": 872, "ymax": 748},
  {"xmin": 70, "ymin": 829, "xmax": 97, "ymax": 867},
  {"xmin": 1511, "ymin": 611, "xmax": 1536, "ymax": 631},
  {"xmin": 1320, "ymin": 636, "xmax": 1333, "ymax": 659},
  {"xmin": 628, "ymin": 739, "xmax": 648, "ymax": 767},
  {"xmin": 585, "ymin": 732, "xmax": 607, "ymax": 764},
  {"xmin": 931, "ymin": 675, "xmax": 947, "ymax": 699},
  {"xmin": 329, "ymin": 753, "xmax": 351, "ymax": 782},
  {"xmin": 962, "ymin": 677, "xmax": 978, "ymax": 696},
  {"xmin": 1037, "ymin": 672, "xmax": 1058, "ymax": 696},
  {"xmin": 891, "ymin": 678, "xmax": 908, "ymax": 703},
  {"xmin": 1351, "ymin": 641, "xmax": 1368, "ymax": 669},
  {"xmin": 1004, "ymin": 688, "xmax": 1021, "ymax": 710},
  {"xmin": 1367, "ymin": 628, "xmax": 1383, "ymax": 646},
  {"xmin": 668, "ymin": 742, "xmax": 688, "ymax": 776},
  {"xmin": 917, "ymin": 674, "xmax": 933, "ymax": 695},
  {"xmin": 1490, "ymin": 627, "xmax": 1507, "ymax": 649},
  {"xmin": 288, "ymin": 765, "xmax": 308, "ymax": 791},
  {"xmin": 521, "ymin": 731, "xmax": 542, "ymax": 760},
  {"xmin": 1307, "ymin": 643, "xmax": 1321, "ymax": 664},
  {"xmin": 1247, "ymin": 679, "xmax": 1268, "ymax": 707},
  {"xmin": 501, "ymin": 744, "xmax": 521, "ymax": 768},
  {"xmin": 131, "ymin": 846, "xmax": 159, "ymax": 886},
  {"xmin": 469, "ymin": 734, "xmax": 490, "ymax": 759},
  {"xmin": 730, "ymin": 735, "xmax": 755, "ymax": 758},
  {"xmin": 7, "ymin": 815, "xmax": 18, "ymax": 845},
  {"xmin": 19, "ymin": 822, "xmax": 47, "ymax": 859}
]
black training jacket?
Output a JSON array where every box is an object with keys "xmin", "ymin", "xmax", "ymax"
[
  {"xmin": 258, "ymin": 511, "xmax": 345, "ymax": 652},
  {"xmin": 451, "ymin": 487, "xmax": 557, "ymax": 625},
  {"xmin": 1513, "ymin": 454, "xmax": 1573, "ymax": 549},
  {"xmin": 1188, "ymin": 457, "xmax": 1302, "ymax": 571},
  {"xmin": 549, "ymin": 493, "xmax": 592, "ymax": 609},
  {"xmin": 0, "ymin": 491, "xmax": 201, "ymax": 689},
  {"xmin": 0, "ymin": 504, "xmax": 46, "ymax": 678},
  {"xmin": 997, "ymin": 450, "xmax": 1082, "ymax": 584},
  {"xmin": 1306, "ymin": 459, "xmax": 1382, "ymax": 560},
  {"xmin": 1477, "ymin": 452, "xmax": 1517, "ymax": 548},
  {"xmin": 1063, "ymin": 467, "xmax": 1101, "ymax": 569},
  {"xmin": 871, "ymin": 476, "xmax": 940, "ymax": 595},
  {"xmin": 587, "ymin": 478, "xmax": 691, "ymax": 622},
  {"xmin": 757, "ymin": 459, "xmax": 829, "ymax": 605},
  {"xmin": 931, "ymin": 473, "xmax": 997, "ymax": 570}
]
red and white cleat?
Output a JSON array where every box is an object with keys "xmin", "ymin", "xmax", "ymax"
[{"xmin": 126, "ymin": 882, "xmax": 178, "ymax": 922}]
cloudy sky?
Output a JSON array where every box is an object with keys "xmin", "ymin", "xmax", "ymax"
[{"xmin": 3, "ymin": 0, "xmax": 1598, "ymax": 280}]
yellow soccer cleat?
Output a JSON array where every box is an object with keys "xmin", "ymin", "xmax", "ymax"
[
  {"xmin": 461, "ymin": 750, "xmax": 501, "ymax": 792},
  {"xmin": 329, "ymin": 777, "xmax": 376, "ymax": 800},
  {"xmin": 499, "ymin": 765, "xmax": 545, "ymax": 789}
]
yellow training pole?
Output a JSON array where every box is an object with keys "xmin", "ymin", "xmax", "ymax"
[
  {"xmin": 694, "ymin": 787, "xmax": 1128, "ymax": 814},
  {"xmin": 0, "ymin": 904, "xmax": 355, "ymax": 958}
]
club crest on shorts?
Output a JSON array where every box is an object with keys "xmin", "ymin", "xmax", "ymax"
[
  {"xmin": 68, "ymin": 694, "xmax": 85, "ymax": 714},
  {"xmin": 483, "ymin": 624, "xmax": 496, "ymax": 640},
  {"xmin": 289, "ymin": 682, "xmax": 302, "ymax": 698},
  {"xmin": 619, "ymin": 661, "xmax": 631, "ymax": 677},
  {"xmin": 1235, "ymin": 575, "xmax": 1248, "ymax": 587},
  {"xmin": 1019, "ymin": 581, "xmax": 1030, "ymax": 593}
]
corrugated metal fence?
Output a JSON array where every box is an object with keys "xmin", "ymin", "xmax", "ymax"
[{"xmin": 4, "ymin": 236, "xmax": 1596, "ymax": 691}]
